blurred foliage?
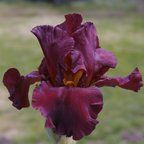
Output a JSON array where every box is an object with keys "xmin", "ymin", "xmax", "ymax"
[
  {"xmin": 0, "ymin": 0, "xmax": 76, "ymax": 3},
  {"xmin": 0, "ymin": 0, "xmax": 143, "ymax": 12}
]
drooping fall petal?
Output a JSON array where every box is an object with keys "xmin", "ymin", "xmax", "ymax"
[
  {"xmin": 31, "ymin": 25, "xmax": 74, "ymax": 82},
  {"xmin": 95, "ymin": 68, "xmax": 143, "ymax": 92},
  {"xmin": 3, "ymin": 68, "xmax": 41, "ymax": 109},
  {"xmin": 32, "ymin": 81, "xmax": 103, "ymax": 140}
]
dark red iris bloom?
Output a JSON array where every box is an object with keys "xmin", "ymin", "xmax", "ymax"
[{"xmin": 3, "ymin": 14, "xmax": 143, "ymax": 140}]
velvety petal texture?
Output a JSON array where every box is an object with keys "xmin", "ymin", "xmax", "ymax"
[
  {"xmin": 95, "ymin": 68, "xmax": 143, "ymax": 92},
  {"xmin": 64, "ymin": 50, "xmax": 86, "ymax": 74},
  {"xmin": 94, "ymin": 48, "xmax": 117, "ymax": 71},
  {"xmin": 3, "ymin": 68, "xmax": 41, "ymax": 109},
  {"xmin": 31, "ymin": 25, "xmax": 74, "ymax": 82},
  {"xmin": 57, "ymin": 13, "xmax": 83, "ymax": 34},
  {"xmin": 90, "ymin": 48, "xmax": 117, "ymax": 84},
  {"xmin": 38, "ymin": 58, "xmax": 49, "ymax": 81},
  {"xmin": 73, "ymin": 22, "xmax": 99, "ymax": 85},
  {"xmin": 38, "ymin": 58, "xmax": 48, "ymax": 75},
  {"xmin": 32, "ymin": 82, "xmax": 103, "ymax": 140},
  {"xmin": 3, "ymin": 13, "xmax": 143, "ymax": 141}
]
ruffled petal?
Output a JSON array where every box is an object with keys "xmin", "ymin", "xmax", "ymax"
[
  {"xmin": 57, "ymin": 13, "xmax": 83, "ymax": 34},
  {"xmin": 3, "ymin": 68, "xmax": 41, "ymax": 109},
  {"xmin": 90, "ymin": 48, "xmax": 117, "ymax": 84},
  {"xmin": 73, "ymin": 22, "xmax": 101, "ymax": 85},
  {"xmin": 32, "ymin": 82, "xmax": 103, "ymax": 140},
  {"xmin": 31, "ymin": 25, "xmax": 74, "ymax": 82},
  {"xmin": 64, "ymin": 50, "xmax": 86, "ymax": 73},
  {"xmin": 95, "ymin": 68, "xmax": 143, "ymax": 92},
  {"xmin": 72, "ymin": 22, "xmax": 104, "ymax": 86},
  {"xmin": 94, "ymin": 48, "xmax": 117, "ymax": 70}
]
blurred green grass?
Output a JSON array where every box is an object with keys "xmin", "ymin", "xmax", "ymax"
[{"xmin": 0, "ymin": 2, "xmax": 144, "ymax": 144}]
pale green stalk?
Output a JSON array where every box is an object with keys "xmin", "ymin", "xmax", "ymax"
[
  {"xmin": 46, "ymin": 128, "xmax": 76, "ymax": 144},
  {"xmin": 56, "ymin": 136, "xmax": 76, "ymax": 144}
]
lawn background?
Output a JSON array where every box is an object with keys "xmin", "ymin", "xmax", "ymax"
[{"xmin": 0, "ymin": 1, "xmax": 144, "ymax": 144}]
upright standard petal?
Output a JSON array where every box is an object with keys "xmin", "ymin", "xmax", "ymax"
[
  {"xmin": 31, "ymin": 25, "xmax": 74, "ymax": 82},
  {"xmin": 73, "ymin": 22, "xmax": 100, "ymax": 85},
  {"xmin": 57, "ymin": 13, "xmax": 83, "ymax": 35},
  {"xmin": 3, "ymin": 68, "xmax": 41, "ymax": 109},
  {"xmin": 32, "ymin": 82, "xmax": 103, "ymax": 140},
  {"xmin": 95, "ymin": 68, "xmax": 143, "ymax": 92},
  {"xmin": 38, "ymin": 58, "xmax": 50, "ymax": 81},
  {"xmin": 38, "ymin": 58, "xmax": 48, "ymax": 75}
]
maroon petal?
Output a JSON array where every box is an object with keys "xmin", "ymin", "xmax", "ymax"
[
  {"xmin": 31, "ymin": 25, "xmax": 74, "ymax": 82},
  {"xmin": 25, "ymin": 71, "xmax": 41, "ymax": 84},
  {"xmin": 94, "ymin": 48, "xmax": 117, "ymax": 70},
  {"xmin": 57, "ymin": 13, "xmax": 83, "ymax": 34},
  {"xmin": 3, "ymin": 68, "xmax": 41, "ymax": 109},
  {"xmin": 38, "ymin": 58, "xmax": 50, "ymax": 81},
  {"xmin": 72, "ymin": 22, "xmax": 101, "ymax": 85},
  {"xmin": 95, "ymin": 68, "xmax": 143, "ymax": 92},
  {"xmin": 32, "ymin": 82, "xmax": 103, "ymax": 140},
  {"xmin": 64, "ymin": 50, "xmax": 86, "ymax": 73},
  {"xmin": 38, "ymin": 58, "xmax": 48, "ymax": 75},
  {"xmin": 38, "ymin": 58, "xmax": 64, "ymax": 86},
  {"xmin": 90, "ymin": 48, "xmax": 117, "ymax": 84}
]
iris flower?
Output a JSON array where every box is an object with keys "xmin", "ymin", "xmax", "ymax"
[{"xmin": 3, "ymin": 14, "xmax": 143, "ymax": 140}]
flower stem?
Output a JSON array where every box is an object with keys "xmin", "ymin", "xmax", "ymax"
[
  {"xmin": 56, "ymin": 136, "xmax": 76, "ymax": 144},
  {"xmin": 46, "ymin": 128, "xmax": 76, "ymax": 144}
]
